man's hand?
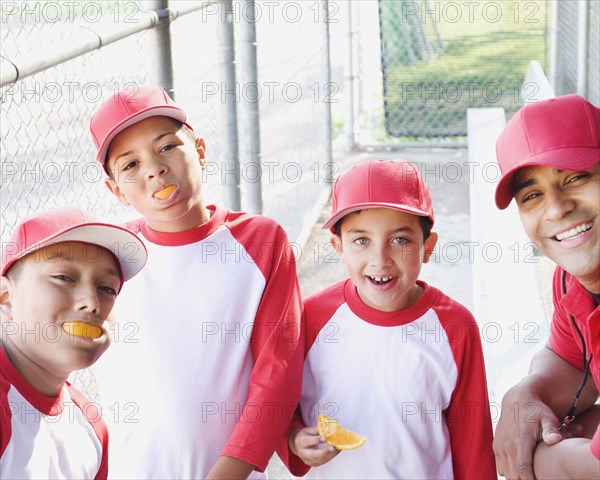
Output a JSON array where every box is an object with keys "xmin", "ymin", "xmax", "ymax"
[
  {"xmin": 493, "ymin": 347, "xmax": 596, "ymax": 479},
  {"xmin": 493, "ymin": 383, "xmax": 577, "ymax": 479},
  {"xmin": 289, "ymin": 426, "xmax": 340, "ymax": 467}
]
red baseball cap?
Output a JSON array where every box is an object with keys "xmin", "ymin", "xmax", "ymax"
[
  {"xmin": 495, "ymin": 94, "xmax": 600, "ymax": 209},
  {"xmin": 2, "ymin": 207, "xmax": 147, "ymax": 289},
  {"xmin": 89, "ymin": 85, "xmax": 193, "ymax": 171},
  {"xmin": 323, "ymin": 159, "xmax": 434, "ymax": 233}
]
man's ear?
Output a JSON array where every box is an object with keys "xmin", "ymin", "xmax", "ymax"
[
  {"xmin": 423, "ymin": 232, "xmax": 438, "ymax": 264},
  {"xmin": 104, "ymin": 178, "xmax": 131, "ymax": 207},
  {"xmin": 196, "ymin": 137, "xmax": 206, "ymax": 161},
  {"xmin": 0, "ymin": 276, "xmax": 14, "ymax": 322}
]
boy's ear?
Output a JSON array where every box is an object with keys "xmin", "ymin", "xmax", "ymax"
[
  {"xmin": 196, "ymin": 137, "xmax": 206, "ymax": 161},
  {"xmin": 423, "ymin": 232, "xmax": 438, "ymax": 264},
  {"xmin": 330, "ymin": 235, "xmax": 343, "ymax": 255},
  {"xmin": 0, "ymin": 276, "xmax": 14, "ymax": 322},
  {"xmin": 104, "ymin": 178, "xmax": 131, "ymax": 207}
]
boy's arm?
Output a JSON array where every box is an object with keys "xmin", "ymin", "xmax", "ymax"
[
  {"xmin": 445, "ymin": 316, "xmax": 496, "ymax": 479},
  {"xmin": 220, "ymin": 220, "xmax": 304, "ymax": 472},
  {"xmin": 533, "ymin": 438, "xmax": 600, "ymax": 479},
  {"xmin": 276, "ymin": 406, "xmax": 313, "ymax": 476}
]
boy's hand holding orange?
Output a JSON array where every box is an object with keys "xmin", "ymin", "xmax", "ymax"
[{"xmin": 317, "ymin": 414, "xmax": 366, "ymax": 450}]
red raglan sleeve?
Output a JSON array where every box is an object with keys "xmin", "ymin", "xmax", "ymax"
[
  {"xmin": 221, "ymin": 215, "xmax": 304, "ymax": 472},
  {"xmin": 275, "ymin": 405, "xmax": 311, "ymax": 476},
  {"xmin": 0, "ymin": 369, "xmax": 12, "ymax": 457},
  {"xmin": 68, "ymin": 384, "xmax": 108, "ymax": 480},
  {"xmin": 440, "ymin": 298, "xmax": 497, "ymax": 479}
]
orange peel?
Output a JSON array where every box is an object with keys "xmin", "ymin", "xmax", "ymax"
[
  {"xmin": 62, "ymin": 322, "xmax": 102, "ymax": 339},
  {"xmin": 317, "ymin": 414, "xmax": 366, "ymax": 450},
  {"xmin": 154, "ymin": 185, "xmax": 176, "ymax": 200}
]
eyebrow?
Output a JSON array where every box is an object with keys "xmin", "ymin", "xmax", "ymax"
[
  {"xmin": 513, "ymin": 168, "xmax": 570, "ymax": 195},
  {"xmin": 112, "ymin": 130, "xmax": 179, "ymax": 163},
  {"xmin": 346, "ymin": 226, "xmax": 415, "ymax": 235},
  {"xmin": 513, "ymin": 177, "xmax": 537, "ymax": 194}
]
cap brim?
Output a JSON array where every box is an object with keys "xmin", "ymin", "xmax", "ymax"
[
  {"xmin": 96, "ymin": 106, "xmax": 189, "ymax": 172},
  {"xmin": 323, "ymin": 203, "xmax": 432, "ymax": 233},
  {"xmin": 495, "ymin": 146, "xmax": 600, "ymax": 209},
  {"xmin": 4, "ymin": 224, "xmax": 147, "ymax": 284}
]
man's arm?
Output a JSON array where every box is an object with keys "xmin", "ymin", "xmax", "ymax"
[
  {"xmin": 533, "ymin": 438, "xmax": 600, "ymax": 479},
  {"xmin": 494, "ymin": 346, "xmax": 599, "ymax": 479}
]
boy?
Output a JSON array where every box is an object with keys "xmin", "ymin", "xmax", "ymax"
[
  {"xmin": 0, "ymin": 206, "xmax": 147, "ymax": 479},
  {"xmin": 286, "ymin": 160, "xmax": 496, "ymax": 478},
  {"xmin": 492, "ymin": 94, "xmax": 600, "ymax": 479},
  {"xmin": 88, "ymin": 85, "xmax": 303, "ymax": 478}
]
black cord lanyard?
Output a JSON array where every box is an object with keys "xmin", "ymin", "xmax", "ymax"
[{"xmin": 558, "ymin": 270, "xmax": 594, "ymax": 431}]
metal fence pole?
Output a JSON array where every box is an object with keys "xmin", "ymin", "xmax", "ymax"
[
  {"xmin": 236, "ymin": 0, "xmax": 262, "ymax": 214},
  {"xmin": 146, "ymin": 0, "xmax": 175, "ymax": 98},
  {"xmin": 343, "ymin": 0, "xmax": 356, "ymax": 151},
  {"xmin": 322, "ymin": 0, "xmax": 333, "ymax": 181},
  {"xmin": 216, "ymin": 0, "xmax": 241, "ymax": 211},
  {"xmin": 577, "ymin": 0, "xmax": 589, "ymax": 97},
  {"xmin": 548, "ymin": 0, "xmax": 558, "ymax": 92}
]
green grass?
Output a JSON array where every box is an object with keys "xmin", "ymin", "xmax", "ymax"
[{"xmin": 380, "ymin": 0, "xmax": 549, "ymax": 138}]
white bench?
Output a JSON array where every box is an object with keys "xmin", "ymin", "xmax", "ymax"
[{"xmin": 467, "ymin": 107, "xmax": 549, "ymax": 410}]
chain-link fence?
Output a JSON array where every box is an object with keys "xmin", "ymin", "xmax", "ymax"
[
  {"xmin": 1, "ymin": 1, "xmax": 333, "ymax": 243},
  {"xmin": 553, "ymin": 0, "xmax": 599, "ymax": 105},
  {"xmin": 1, "ymin": 0, "xmax": 333, "ymax": 402},
  {"xmin": 350, "ymin": 0, "xmax": 597, "ymax": 147}
]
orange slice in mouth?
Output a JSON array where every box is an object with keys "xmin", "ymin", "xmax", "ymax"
[
  {"xmin": 317, "ymin": 414, "xmax": 366, "ymax": 450},
  {"xmin": 62, "ymin": 322, "xmax": 102, "ymax": 339},
  {"xmin": 154, "ymin": 185, "xmax": 177, "ymax": 200}
]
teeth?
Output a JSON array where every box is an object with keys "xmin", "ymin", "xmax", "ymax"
[
  {"xmin": 556, "ymin": 222, "xmax": 592, "ymax": 241},
  {"xmin": 369, "ymin": 275, "xmax": 393, "ymax": 283}
]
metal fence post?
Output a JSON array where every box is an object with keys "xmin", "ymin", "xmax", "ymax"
[
  {"xmin": 216, "ymin": 0, "xmax": 242, "ymax": 211},
  {"xmin": 322, "ymin": 0, "xmax": 333, "ymax": 181},
  {"xmin": 577, "ymin": 0, "xmax": 589, "ymax": 97},
  {"xmin": 548, "ymin": 0, "xmax": 558, "ymax": 92},
  {"xmin": 236, "ymin": 0, "xmax": 262, "ymax": 214},
  {"xmin": 343, "ymin": 0, "xmax": 356, "ymax": 151},
  {"xmin": 146, "ymin": 0, "xmax": 175, "ymax": 98}
]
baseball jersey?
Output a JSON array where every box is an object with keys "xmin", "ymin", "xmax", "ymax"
[
  {"xmin": 93, "ymin": 205, "xmax": 303, "ymax": 478},
  {"xmin": 293, "ymin": 279, "xmax": 496, "ymax": 479},
  {"xmin": 548, "ymin": 267, "xmax": 600, "ymax": 459},
  {"xmin": 0, "ymin": 348, "xmax": 108, "ymax": 479}
]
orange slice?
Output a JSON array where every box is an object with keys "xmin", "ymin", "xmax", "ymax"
[
  {"xmin": 317, "ymin": 414, "xmax": 366, "ymax": 450},
  {"xmin": 154, "ymin": 185, "xmax": 176, "ymax": 200},
  {"xmin": 62, "ymin": 322, "xmax": 102, "ymax": 339}
]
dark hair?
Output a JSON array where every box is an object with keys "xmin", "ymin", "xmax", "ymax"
[{"xmin": 333, "ymin": 210, "xmax": 433, "ymax": 240}]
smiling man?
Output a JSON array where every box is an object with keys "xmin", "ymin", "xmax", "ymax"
[{"xmin": 492, "ymin": 94, "xmax": 600, "ymax": 479}]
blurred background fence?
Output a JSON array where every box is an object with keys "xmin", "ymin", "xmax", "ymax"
[
  {"xmin": 347, "ymin": 0, "xmax": 599, "ymax": 147},
  {"xmin": 1, "ymin": 0, "xmax": 333, "ymax": 248}
]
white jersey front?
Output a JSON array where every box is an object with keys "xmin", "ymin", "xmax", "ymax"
[
  {"xmin": 291, "ymin": 279, "xmax": 496, "ymax": 479},
  {"xmin": 93, "ymin": 206, "xmax": 303, "ymax": 478}
]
